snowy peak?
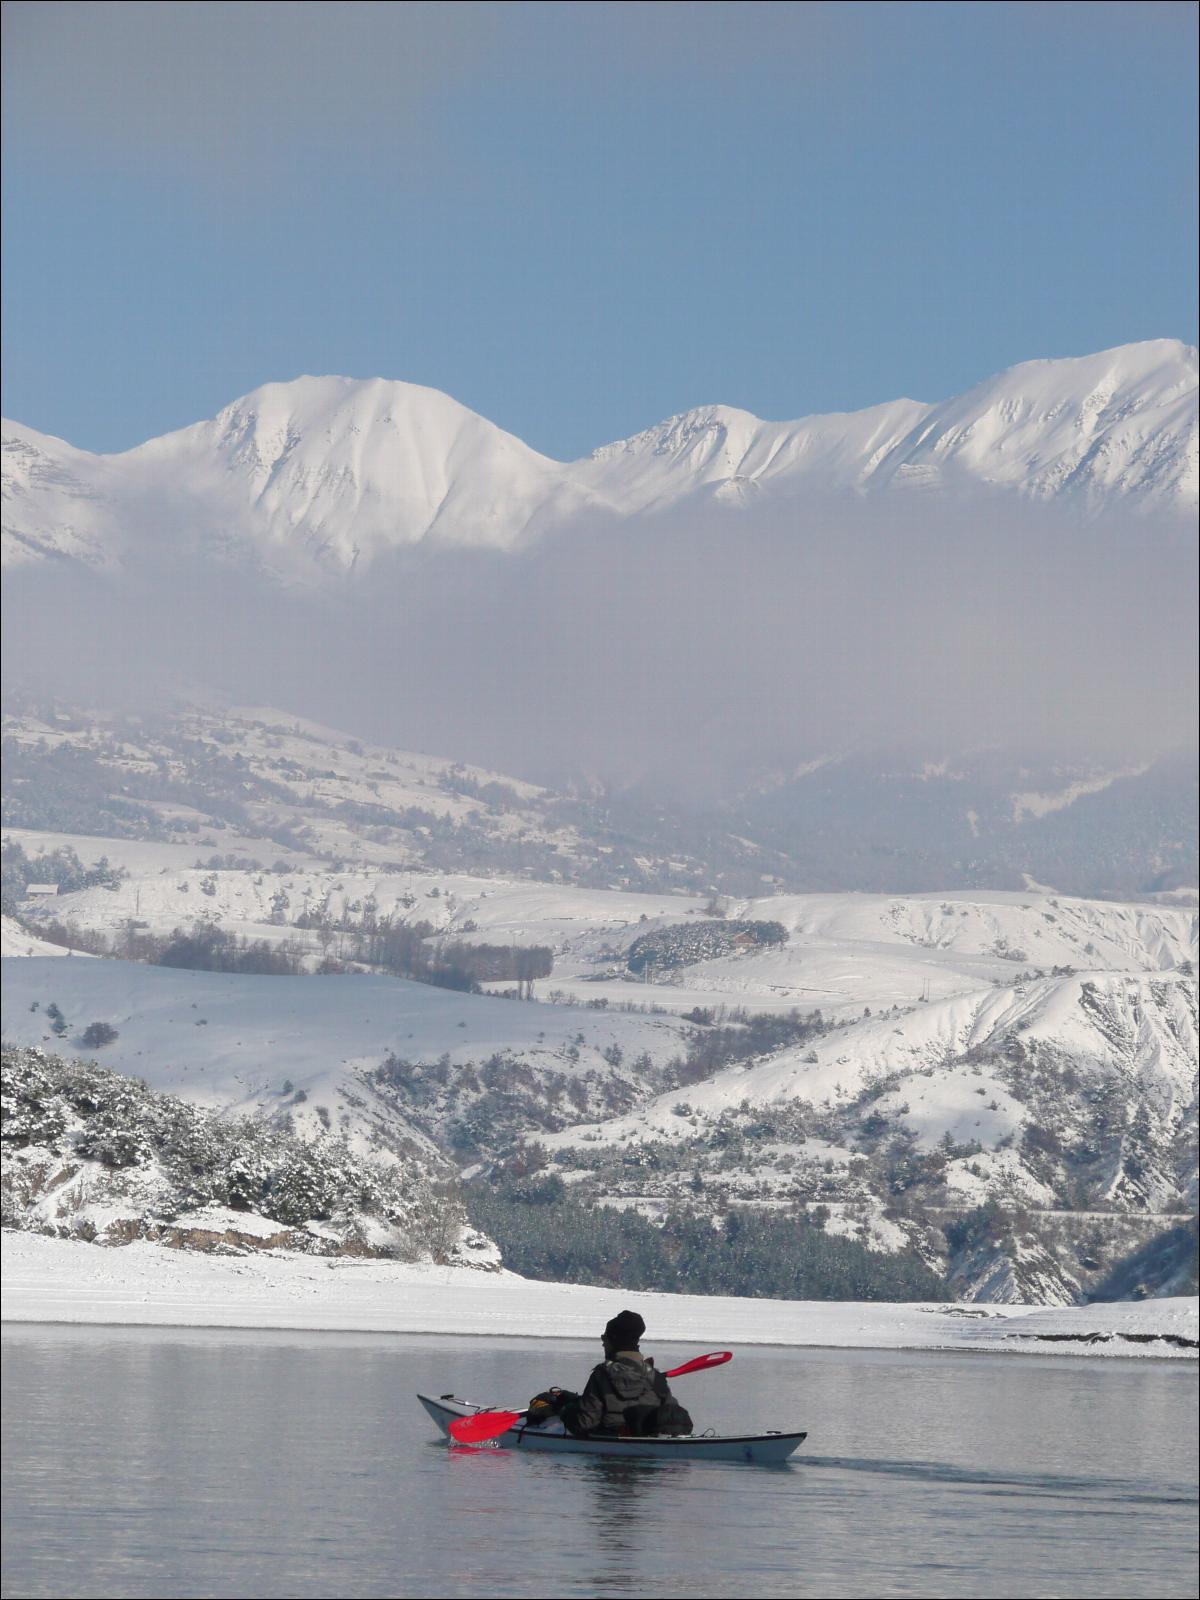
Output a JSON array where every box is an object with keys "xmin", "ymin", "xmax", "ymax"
[
  {"xmin": 121, "ymin": 375, "xmax": 588, "ymax": 571},
  {"xmin": 584, "ymin": 396, "xmax": 932, "ymax": 511},
  {"xmin": 1, "ymin": 421, "xmax": 118, "ymax": 569},
  {"xmin": 131, "ymin": 374, "xmax": 558, "ymax": 490},
  {"xmin": 873, "ymin": 339, "xmax": 1199, "ymax": 504},
  {"xmin": 2, "ymin": 340, "xmax": 1195, "ymax": 576},
  {"xmin": 591, "ymin": 404, "xmax": 766, "ymax": 468},
  {"xmin": 583, "ymin": 339, "xmax": 1198, "ymax": 512},
  {"xmin": 1, "ymin": 377, "xmax": 594, "ymax": 576}
]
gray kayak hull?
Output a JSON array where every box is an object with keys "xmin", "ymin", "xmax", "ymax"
[{"xmin": 418, "ymin": 1393, "xmax": 807, "ymax": 1464}]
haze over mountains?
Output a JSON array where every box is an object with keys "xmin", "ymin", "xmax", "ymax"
[
  {"xmin": 3, "ymin": 339, "xmax": 1196, "ymax": 577},
  {"xmin": 3, "ymin": 340, "xmax": 1196, "ymax": 893}
]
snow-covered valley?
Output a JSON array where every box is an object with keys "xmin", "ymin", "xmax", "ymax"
[
  {"xmin": 3, "ymin": 707, "xmax": 1195, "ymax": 1309},
  {"xmin": 0, "ymin": 959, "xmax": 688, "ymax": 1160}
]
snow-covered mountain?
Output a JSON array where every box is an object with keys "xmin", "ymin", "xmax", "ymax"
[
  {"xmin": 2, "ymin": 379, "xmax": 596, "ymax": 576},
  {"xmin": 583, "ymin": 340, "xmax": 1198, "ymax": 513},
  {"xmin": 121, "ymin": 377, "xmax": 600, "ymax": 572},
  {"xmin": 2, "ymin": 422, "xmax": 120, "ymax": 568},
  {"xmin": 4, "ymin": 702, "xmax": 1194, "ymax": 903},
  {"xmin": 3, "ymin": 340, "xmax": 1195, "ymax": 576}
]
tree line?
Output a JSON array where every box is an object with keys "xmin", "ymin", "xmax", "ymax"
[
  {"xmin": 26, "ymin": 904, "xmax": 554, "ymax": 997},
  {"xmin": 468, "ymin": 1173, "xmax": 949, "ymax": 1302}
]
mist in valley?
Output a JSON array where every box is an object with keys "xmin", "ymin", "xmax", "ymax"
[{"xmin": 4, "ymin": 490, "xmax": 1195, "ymax": 805}]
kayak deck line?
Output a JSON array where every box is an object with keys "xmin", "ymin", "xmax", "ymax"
[{"xmin": 418, "ymin": 1393, "xmax": 807, "ymax": 1464}]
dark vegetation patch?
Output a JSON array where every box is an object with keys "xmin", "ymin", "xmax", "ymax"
[
  {"xmin": 2, "ymin": 841, "xmax": 126, "ymax": 915},
  {"xmin": 626, "ymin": 919, "xmax": 788, "ymax": 975},
  {"xmin": 1086, "ymin": 1216, "xmax": 1199, "ymax": 1302},
  {"xmin": 370, "ymin": 1051, "xmax": 648, "ymax": 1162},
  {"xmin": 467, "ymin": 1174, "xmax": 949, "ymax": 1302}
]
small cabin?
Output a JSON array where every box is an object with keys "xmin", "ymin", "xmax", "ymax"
[{"xmin": 24, "ymin": 883, "xmax": 60, "ymax": 897}]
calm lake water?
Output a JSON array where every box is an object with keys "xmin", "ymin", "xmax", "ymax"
[{"xmin": 1, "ymin": 1326, "xmax": 1196, "ymax": 1600}]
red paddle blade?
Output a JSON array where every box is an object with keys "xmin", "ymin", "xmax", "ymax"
[
  {"xmin": 664, "ymin": 1350, "xmax": 733, "ymax": 1378},
  {"xmin": 448, "ymin": 1409, "xmax": 523, "ymax": 1444}
]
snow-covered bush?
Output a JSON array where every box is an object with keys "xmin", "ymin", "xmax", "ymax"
[{"xmin": 1, "ymin": 1046, "xmax": 468, "ymax": 1261}]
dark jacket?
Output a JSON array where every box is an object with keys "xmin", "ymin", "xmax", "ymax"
[{"xmin": 564, "ymin": 1352, "xmax": 690, "ymax": 1438}]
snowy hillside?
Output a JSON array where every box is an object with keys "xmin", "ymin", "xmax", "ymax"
[
  {"xmin": 528, "ymin": 960, "xmax": 1197, "ymax": 1304},
  {"xmin": 3, "ymin": 864, "xmax": 1195, "ymax": 1303},
  {"xmin": 0, "ymin": 915, "xmax": 92, "ymax": 958},
  {"xmin": 3, "ymin": 697, "xmax": 1195, "ymax": 1305},
  {"xmin": 3, "ymin": 870, "xmax": 1193, "ymax": 1294},
  {"xmin": 1, "ymin": 1045, "xmax": 494, "ymax": 1266},
  {"xmin": 0, "ymin": 703, "xmax": 739, "ymax": 890},
  {"xmin": 4, "ymin": 703, "xmax": 1195, "ymax": 898},
  {"xmin": 3, "ymin": 341, "xmax": 1195, "ymax": 575},
  {"xmin": 544, "ymin": 968, "xmax": 1196, "ymax": 1190},
  {"xmin": 0, "ymin": 957, "xmax": 688, "ymax": 1160}
]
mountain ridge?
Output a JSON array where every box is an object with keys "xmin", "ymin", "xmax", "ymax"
[{"xmin": 3, "ymin": 339, "xmax": 1196, "ymax": 577}]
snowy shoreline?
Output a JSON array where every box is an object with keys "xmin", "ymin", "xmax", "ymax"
[{"xmin": 3, "ymin": 1232, "xmax": 1196, "ymax": 1359}]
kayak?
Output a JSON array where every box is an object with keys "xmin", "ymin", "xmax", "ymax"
[{"xmin": 418, "ymin": 1393, "xmax": 807, "ymax": 1464}]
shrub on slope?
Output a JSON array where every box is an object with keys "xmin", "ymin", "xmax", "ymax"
[{"xmin": 0, "ymin": 1045, "xmax": 477, "ymax": 1261}]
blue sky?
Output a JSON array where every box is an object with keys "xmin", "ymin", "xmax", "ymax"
[{"xmin": 2, "ymin": 1, "xmax": 1196, "ymax": 459}]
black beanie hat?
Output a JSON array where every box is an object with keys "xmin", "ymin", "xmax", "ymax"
[{"xmin": 603, "ymin": 1309, "xmax": 646, "ymax": 1349}]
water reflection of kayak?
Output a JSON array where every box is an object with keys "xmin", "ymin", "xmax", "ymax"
[{"xmin": 418, "ymin": 1394, "xmax": 807, "ymax": 1464}]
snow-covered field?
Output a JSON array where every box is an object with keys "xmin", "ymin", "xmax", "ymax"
[
  {"xmin": 1, "ymin": 825, "xmax": 321, "ymax": 876},
  {"xmin": 14, "ymin": 861, "xmax": 1195, "ymax": 1019},
  {"xmin": 0, "ymin": 957, "xmax": 687, "ymax": 1155},
  {"xmin": 2, "ymin": 1232, "xmax": 1195, "ymax": 1358}
]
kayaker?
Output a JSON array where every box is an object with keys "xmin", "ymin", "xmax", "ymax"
[{"xmin": 560, "ymin": 1310, "xmax": 693, "ymax": 1438}]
